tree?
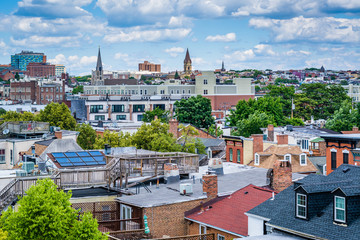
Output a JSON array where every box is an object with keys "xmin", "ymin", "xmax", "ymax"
[
  {"xmin": 266, "ymin": 85, "xmax": 295, "ymax": 118},
  {"xmin": 325, "ymin": 100, "xmax": 358, "ymax": 132},
  {"xmin": 0, "ymin": 109, "xmax": 6, "ymax": 116},
  {"xmin": 0, "ymin": 111, "xmax": 35, "ymax": 123},
  {"xmin": 178, "ymin": 124, "xmax": 205, "ymax": 154},
  {"xmin": 232, "ymin": 111, "xmax": 274, "ymax": 138},
  {"xmin": 0, "ymin": 229, "xmax": 7, "ymax": 240},
  {"xmin": 174, "ymin": 95, "xmax": 214, "ymax": 129},
  {"xmin": 14, "ymin": 72, "xmax": 20, "ymax": 81},
  {"xmin": 37, "ymin": 103, "xmax": 77, "ymax": 130},
  {"xmin": 75, "ymin": 124, "xmax": 97, "ymax": 150},
  {"xmin": 174, "ymin": 71, "xmax": 180, "ymax": 79},
  {"xmin": 0, "ymin": 178, "xmax": 106, "ymax": 240},
  {"xmin": 142, "ymin": 107, "xmax": 170, "ymax": 123},
  {"xmin": 72, "ymin": 85, "xmax": 84, "ymax": 94},
  {"xmin": 93, "ymin": 130, "xmax": 132, "ymax": 149},
  {"xmin": 208, "ymin": 124, "xmax": 223, "ymax": 137},
  {"xmin": 293, "ymin": 93, "xmax": 317, "ymax": 120}
]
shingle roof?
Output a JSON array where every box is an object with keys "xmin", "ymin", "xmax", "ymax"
[
  {"xmin": 247, "ymin": 164, "xmax": 360, "ymax": 239},
  {"xmin": 185, "ymin": 184, "xmax": 276, "ymax": 237}
]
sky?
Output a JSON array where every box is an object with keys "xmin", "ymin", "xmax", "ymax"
[{"xmin": 1, "ymin": 1, "xmax": 360, "ymax": 75}]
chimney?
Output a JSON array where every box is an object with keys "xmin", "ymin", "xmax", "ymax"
[
  {"xmin": 54, "ymin": 131, "xmax": 62, "ymax": 139},
  {"xmin": 169, "ymin": 118, "xmax": 179, "ymax": 138},
  {"xmin": 353, "ymin": 126, "xmax": 359, "ymax": 132},
  {"xmin": 202, "ymin": 173, "xmax": 218, "ymax": 199},
  {"xmin": 277, "ymin": 135, "xmax": 288, "ymax": 145},
  {"xmin": 271, "ymin": 160, "xmax": 292, "ymax": 192},
  {"xmin": 267, "ymin": 124, "xmax": 274, "ymax": 141},
  {"xmin": 252, "ymin": 134, "xmax": 263, "ymax": 155},
  {"xmin": 164, "ymin": 163, "xmax": 180, "ymax": 184}
]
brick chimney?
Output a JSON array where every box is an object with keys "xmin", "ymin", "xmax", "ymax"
[
  {"xmin": 277, "ymin": 135, "xmax": 288, "ymax": 145},
  {"xmin": 267, "ymin": 124, "xmax": 274, "ymax": 141},
  {"xmin": 353, "ymin": 126, "xmax": 359, "ymax": 132},
  {"xmin": 202, "ymin": 173, "xmax": 218, "ymax": 199},
  {"xmin": 169, "ymin": 119, "xmax": 179, "ymax": 138},
  {"xmin": 54, "ymin": 131, "xmax": 62, "ymax": 139},
  {"xmin": 271, "ymin": 160, "xmax": 292, "ymax": 192},
  {"xmin": 252, "ymin": 134, "xmax": 263, "ymax": 155}
]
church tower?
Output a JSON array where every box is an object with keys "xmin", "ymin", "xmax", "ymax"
[
  {"xmin": 183, "ymin": 48, "xmax": 192, "ymax": 75},
  {"xmin": 91, "ymin": 47, "xmax": 104, "ymax": 85}
]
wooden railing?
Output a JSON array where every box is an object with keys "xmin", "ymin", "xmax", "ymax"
[
  {"xmin": 98, "ymin": 218, "xmax": 142, "ymax": 233},
  {"xmin": 152, "ymin": 234, "xmax": 216, "ymax": 240}
]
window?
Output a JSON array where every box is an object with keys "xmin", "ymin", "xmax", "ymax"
[
  {"xmin": 102, "ymin": 205, "xmax": 111, "ymax": 221},
  {"xmin": 301, "ymin": 139, "xmax": 309, "ymax": 150},
  {"xmin": 95, "ymin": 115, "xmax": 105, "ymax": 120},
  {"xmin": 204, "ymin": 79, "xmax": 208, "ymax": 84},
  {"xmin": 133, "ymin": 105, "xmax": 145, "ymax": 112},
  {"xmin": 284, "ymin": 154, "xmax": 291, "ymax": 163},
  {"xmin": 160, "ymin": 90, "xmax": 165, "ymax": 94},
  {"xmin": 217, "ymin": 234, "xmax": 225, "ymax": 240},
  {"xmin": 343, "ymin": 150, "xmax": 349, "ymax": 164},
  {"xmin": 0, "ymin": 149, "xmax": 5, "ymax": 164},
  {"xmin": 112, "ymin": 105, "xmax": 125, "ymax": 113},
  {"xmin": 116, "ymin": 115, "xmax": 126, "ymax": 120},
  {"xmin": 176, "ymin": 90, "xmax": 180, "ymax": 94},
  {"xmin": 137, "ymin": 114, "xmax": 144, "ymax": 121},
  {"xmin": 90, "ymin": 105, "xmax": 103, "ymax": 113},
  {"xmin": 237, "ymin": 149, "xmax": 241, "ymax": 163},
  {"xmin": 331, "ymin": 149, "xmax": 337, "ymax": 170},
  {"xmin": 144, "ymin": 90, "xmax": 147, "ymax": 95},
  {"xmin": 199, "ymin": 224, "xmax": 206, "ymax": 235},
  {"xmin": 204, "ymin": 89, "xmax": 208, "ymax": 95},
  {"xmin": 255, "ymin": 153, "xmax": 259, "ymax": 165},
  {"xmin": 188, "ymin": 90, "xmax": 191, "ymax": 94},
  {"xmin": 296, "ymin": 193, "xmax": 307, "ymax": 219},
  {"xmin": 334, "ymin": 196, "xmax": 346, "ymax": 223},
  {"xmin": 153, "ymin": 104, "xmax": 165, "ymax": 110},
  {"xmin": 229, "ymin": 148, "xmax": 233, "ymax": 162},
  {"xmin": 300, "ymin": 154, "xmax": 307, "ymax": 165}
]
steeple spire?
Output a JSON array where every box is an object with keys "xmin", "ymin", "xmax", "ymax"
[
  {"xmin": 96, "ymin": 46, "xmax": 102, "ymax": 72},
  {"xmin": 221, "ymin": 61, "xmax": 225, "ymax": 71},
  {"xmin": 184, "ymin": 48, "xmax": 191, "ymax": 64}
]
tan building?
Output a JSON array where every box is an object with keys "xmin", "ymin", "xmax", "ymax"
[{"xmin": 138, "ymin": 61, "xmax": 161, "ymax": 72}]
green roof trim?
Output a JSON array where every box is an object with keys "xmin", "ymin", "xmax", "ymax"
[{"xmin": 310, "ymin": 137, "xmax": 325, "ymax": 143}]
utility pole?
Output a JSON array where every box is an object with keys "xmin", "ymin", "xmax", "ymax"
[{"xmin": 291, "ymin": 98, "xmax": 294, "ymax": 119}]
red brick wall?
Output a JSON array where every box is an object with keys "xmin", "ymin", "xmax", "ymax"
[
  {"xmin": 277, "ymin": 135, "xmax": 288, "ymax": 145},
  {"xmin": 326, "ymin": 142, "xmax": 354, "ymax": 175},
  {"xmin": 252, "ymin": 134, "xmax": 263, "ymax": 155},
  {"xmin": 202, "ymin": 174, "xmax": 217, "ymax": 199},
  {"xmin": 267, "ymin": 124, "xmax": 274, "ymax": 141},
  {"xmin": 225, "ymin": 140, "xmax": 243, "ymax": 164},
  {"xmin": 272, "ymin": 160, "xmax": 292, "ymax": 192},
  {"xmin": 169, "ymin": 119, "xmax": 179, "ymax": 138},
  {"xmin": 204, "ymin": 95, "xmax": 254, "ymax": 111},
  {"xmin": 187, "ymin": 221, "xmax": 240, "ymax": 240}
]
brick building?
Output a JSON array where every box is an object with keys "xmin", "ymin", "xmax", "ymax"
[
  {"xmin": 138, "ymin": 61, "xmax": 161, "ymax": 72},
  {"xmin": 168, "ymin": 119, "xmax": 216, "ymax": 139},
  {"xmin": 27, "ymin": 62, "xmax": 55, "ymax": 78},
  {"xmin": 10, "ymin": 81, "xmax": 37, "ymax": 102}
]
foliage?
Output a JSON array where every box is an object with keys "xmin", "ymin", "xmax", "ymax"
[
  {"xmin": 0, "ymin": 111, "xmax": 35, "ymax": 123},
  {"xmin": 252, "ymin": 70, "xmax": 262, "ymax": 78},
  {"xmin": 340, "ymin": 80, "xmax": 348, "ymax": 85},
  {"xmin": 255, "ymin": 85, "xmax": 261, "ymax": 92},
  {"xmin": 142, "ymin": 107, "xmax": 170, "ymax": 123},
  {"xmin": 232, "ymin": 111, "xmax": 274, "ymax": 138},
  {"xmin": 68, "ymin": 212, "xmax": 107, "ymax": 240},
  {"xmin": 75, "ymin": 75, "xmax": 91, "ymax": 82},
  {"xmin": 37, "ymin": 103, "xmax": 77, "ymax": 130},
  {"xmin": 174, "ymin": 71, "xmax": 180, "ymax": 79},
  {"xmin": 274, "ymin": 78, "xmax": 299, "ymax": 85},
  {"xmin": 0, "ymin": 178, "xmax": 106, "ymax": 240},
  {"xmin": 144, "ymin": 80, "xmax": 152, "ymax": 85},
  {"xmin": 75, "ymin": 124, "xmax": 97, "ymax": 150},
  {"xmin": 284, "ymin": 117, "xmax": 304, "ymax": 126},
  {"xmin": 93, "ymin": 130, "xmax": 132, "ymax": 149},
  {"xmin": 0, "ymin": 109, "xmax": 6, "ymax": 116},
  {"xmin": 178, "ymin": 124, "xmax": 206, "ymax": 154},
  {"xmin": 266, "ymin": 85, "xmax": 295, "ymax": 117},
  {"xmin": 174, "ymin": 95, "xmax": 214, "ymax": 129},
  {"xmin": 208, "ymin": 124, "xmax": 224, "ymax": 137},
  {"xmin": 293, "ymin": 93, "xmax": 317, "ymax": 120},
  {"xmin": 14, "ymin": 73, "xmax": 20, "ymax": 81},
  {"xmin": 0, "ymin": 229, "xmax": 7, "ymax": 240},
  {"xmin": 72, "ymin": 85, "xmax": 84, "ymax": 94},
  {"xmin": 325, "ymin": 100, "xmax": 359, "ymax": 132}
]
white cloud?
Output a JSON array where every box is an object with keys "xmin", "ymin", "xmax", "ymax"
[
  {"xmin": 286, "ymin": 50, "xmax": 311, "ymax": 56},
  {"xmin": 10, "ymin": 35, "xmax": 81, "ymax": 47},
  {"xmin": 254, "ymin": 44, "xmax": 276, "ymax": 55},
  {"xmin": 114, "ymin": 53, "xmax": 129, "ymax": 60},
  {"xmin": 104, "ymin": 28, "xmax": 191, "ymax": 42},
  {"xmin": 205, "ymin": 33, "xmax": 236, "ymax": 42},
  {"xmin": 48, "ymin": 54, "xmax": 97, "ymax": 70},
  {"xmin": 249, "ymin": 16, "xmax": 360, "ymax": 43},
  {"xmin": 165, "ymin": 47, "xmax": 185, "ymax": 57}
]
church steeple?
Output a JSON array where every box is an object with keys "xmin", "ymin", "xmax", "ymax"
[
  {"xmin": 221, "ymin": 61, "xmax": 225, "ymax": 72},
  {"xmin": 96, "ymin": 46, "xmax": 103, "ymax": 72},
  {"xmin": 184, "ymin": 48, "xmax": 192, "ymax": 75},
  {"xmin": 91, "ymin": 46, "xmax": 104, "ymax": 85},
  {"xmin": 184, "ymin": 48, "xmax": 191, "ymax": 64}
]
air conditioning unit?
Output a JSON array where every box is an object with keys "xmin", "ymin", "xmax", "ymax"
[{"xmin": 180, "ymin": 183, "xmax": 193, "ymax": 195}]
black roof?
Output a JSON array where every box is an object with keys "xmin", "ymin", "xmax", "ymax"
[
  {"xmin": 247, "ymin": 164, "xmax": 360, "ymax": 239},
  {"xmin": 67, "ymin": 187, "xmax": 119, "ymax": 198}
]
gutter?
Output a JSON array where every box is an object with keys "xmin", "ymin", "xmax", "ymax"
[
  {"xmin": 244, "ymin": 212, "xmax": 271, "ymax": 221},
  {"xmin": 184, "ymin": 217, "xmax": 245, "ymax": 238},
  {"xmin": 265, "ymin": 223, "xmax": 327, "ymax": 240}
]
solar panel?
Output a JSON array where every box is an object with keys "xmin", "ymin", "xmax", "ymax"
[
  {"xmin": 97, "ymin": 161, "xmax": 106, "ymax": 165},
  {"xmin": 64, "ymin": 152, "xmax": 78, "ymax": 157},
  {"xmin": 52, "ymin": 153, "xmax": 65, "ymax": 158},
  {"xmin": 69, "ymin": 157, "xmax": 83, "ymax": 163},
  {"xmin": 73, "ymin": 162, "xmax": 84, "ymax": 166},
  {"xmin": 89, "ymin": 151, "xmax": 103, "ymax": 156},
  {"xmin": 93, "ymin": 156, "xmax": 105, "ymax": 162},
  {"xmin": 82, "ymin": 157, "xmax": 95, "ymax": 162},
  {"xmin": 85, "ymin": 161, "xmax": 99, "ymax": 165},
  {"xmin": 77, "ymin": 152, "xmax": 90, "ymax": 157},
  {"xmin": 55, "ymin": 158, "xmax": 70, "ymax": 163},
  {"xmin": 60, "ymin": 163, "xmax": 73, "ymax": 167}
]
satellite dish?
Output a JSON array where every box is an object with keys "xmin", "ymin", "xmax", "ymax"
[
  {"xmin": 42, "ymin": 133, "xmax": 48, "ymax": 139},
  {"xmin": 2, "ymin": 129, "xmax": 9, "ymax": 135}
]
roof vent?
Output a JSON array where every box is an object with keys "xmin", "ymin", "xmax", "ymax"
[{"xmin": 343, "ymin": 167, "xmax": 350, "ymax": 173}]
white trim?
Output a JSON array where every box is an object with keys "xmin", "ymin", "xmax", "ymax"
[
  {"xmin": 334, "ymin": 196, "xmax": 346, "ymax": 223},
  {"xmin": 330, "ymin": 148, "xmax": 337, "ymax": 152},
  {"xmin": 185, "ymin": 217, "xmax": 245, "ymax": 237},
  {"xmin": 342, "ymin": 149, "xmax": 349, "ymax": 154},
  {"xmin": 284, "ymin": 154, "xmax": 291, "ymax": 163},
  {"xmin": 265, "ymin": 223, "xmax": 326, "ymax": 239},
  {"xmin": 199, "ymin": 224, "xmax": 206, "ymax": 235},
  {"xmin": 244, "ymin": 212, "xmax": 271, "ymax": 221},
  {"xmin": 254, "ymin": 153, "xmax": 260, "ymax": 165},
  {"xmin": 296, "ymin": 193, "xmax": 307, "ymax": 219},
  {"xmin": 217, "ymin": 234, "xmax": 225, "ymax": 240},
  {"xmin": 300, "ymin": 153, "xmax": 307, "ymax": 166}
]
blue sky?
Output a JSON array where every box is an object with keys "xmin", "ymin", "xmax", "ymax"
[{"xmin": 1, "ymin": 0, "xmax": 360, "ymax": 75}]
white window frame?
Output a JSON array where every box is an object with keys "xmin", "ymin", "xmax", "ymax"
[
  {"xmin": 284, "ymin": 154, "xmax": 291, "ymax": 163},
  {"xmin": 296, "ymin": 193, "xmax": 307, "ymax": 219},
  {"xmin": 199, "ymin": 224, "xmax": 206, "ymax": 235},
  {"xmin": 254, "ymin": 153, "xmax": 260, "ymax": 165},
  {"xmin": 217, "ymin": 234, "xmax": 225, "ymax": 240},
  {"xmin": 334, "ymin": 196, "xmax": 346, "ymax": 223},
  {"xmin": 300, "ymin": 153, "xmax": 307, "ymax": 166}
]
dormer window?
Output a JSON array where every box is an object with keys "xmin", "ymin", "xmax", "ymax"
[
  {"xmin": 284, "ymin": 154, "xmax": 291, "ymax": 163},
  {"xmin": 334, "ymin": 196, "xmax": 346, "ymax": 223},
  {"xmin": 296, "ymin": 193, "xmax": 307, "ymax": 219},
  {"xmin": 255, "ymin": 153, "xmax": 260, "ymax": 165},
  {"xmin": 300, "ymin": 153, "xmax": 307, "ymax": 166}
]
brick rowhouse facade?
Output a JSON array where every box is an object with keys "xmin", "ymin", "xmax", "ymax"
[
  {"xmin": 224, "ymin": 135, "xmax": 243, "ymax": 164},
  {"xmin": 10, "ymin": 81, "xmax": 37, "ymax": 102},
  {"xmin": 27, "ymin": 62, "xmax": 55, "ymax": 78}
]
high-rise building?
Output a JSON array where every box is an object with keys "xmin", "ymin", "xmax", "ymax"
[
  {"xmin": 27, "ymin": 62, "xmax": 55, "ymax": 78},
  {"xmin": 138, "ymin": 61, "xmax": 161, "ymax": 72},
  {"xmin": 91, "ymin": 47, "xmax": 104, "ymax": 85},
  {"xmin": 183, "ymin": 48, "xmax": 192, "ymax": 75},
  {"xmin": 55, "ymin": 64, "xmax": 66, "ymax": 77},
  {"xmin": 11, "ymin": 51, "xmax": 46, "ymax": 71}
]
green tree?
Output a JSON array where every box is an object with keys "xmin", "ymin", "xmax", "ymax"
[
  {"xmin": 325, "ymin": 100, "xmax": 358, "ymax": 132},
  {"xmin": 178, "ymin": 124, "xmax": 206, "ymax": 154},
  {"xmin": 14, "ymin": 73, "xmax": 20, "ymax": 81},
  {"xmin": 37, "ymin": 103, "xmax": 77, "ymax": 130},
  {"xmin": 72, "ymin": 85, "xmax": 84, "ymax": 94},
  {"xmin": 142, "ymin": 107, "xmax": 170, "ymax": 123},
  {"xmin": 208, "ymin": 124, "xmax": 223, "ymax": 137},
  {"xmin": 174, "ymin": 71, "xmax": 180, "ymax": 79},
  {"xmin": 174, "ymin": 95, "xmax": 214, "ymax": 129},
  {"xmin": 68, "ymin": 212, "xmax": 106, "ymax": 240},
  {"xmin": 0, "ymin": 111, "xmax": 35, "ymax": 123},
  {"xmin": 93, "ymin": 130, "xmax": 132, "ymax": 149},
  {"xmin": 232, "ymin": 111, "xmax": 275, "ymax": 138},
  {"xmin": 293, "ymin": 93, "xmax": 317, "ymax": 120},
  {"xmin": 0, "ymin": 178, "xmax": 106, "ymax": 240},
  {"xmin": 0, "ymin": 109, "xmax": 6, "ymax": 116},
  {"xmin": 266, "ymin": 85, "xmax": 295, "ymax": 117},
  {"xmin": 0, "ymin": 229, "xmax": 7, "ymax": 240},
  {"xmin": 75, "ymin": 124, "xmax": 97, "ymax": 150}
]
